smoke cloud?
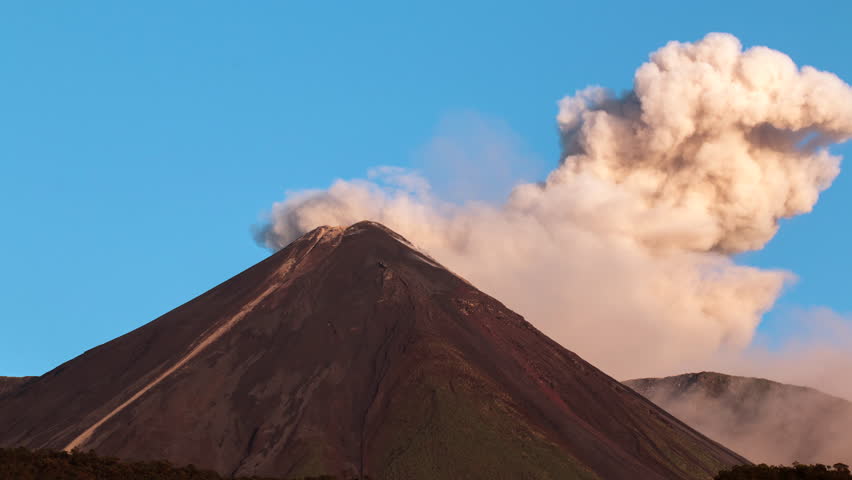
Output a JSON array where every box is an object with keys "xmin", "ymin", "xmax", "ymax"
[
  {"xmin": 256, "ymin": 33, "xmax": 852, "ymax": 382},
  {"xmin": 705, "ymin": 308, "xmax": 852, "ymax": 401}
]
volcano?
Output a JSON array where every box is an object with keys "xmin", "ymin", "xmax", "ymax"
[{"xmin": 0, "ymin": 222, "xmax": 746, "ymax": 479}]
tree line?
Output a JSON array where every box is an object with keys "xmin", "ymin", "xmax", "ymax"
[
  {"xmin": 4, "ymin": 446, "xmax": 851, "ymax": 479},
  {"xmin": 716, "ymin": 462, "xmax": 852, "ymax": 479},
  {"xmin": 0, "ymin": 447, "xmax": 359, "ymax": 480}
]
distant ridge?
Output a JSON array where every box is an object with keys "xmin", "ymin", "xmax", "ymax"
[
  {"xmin": 625, "ymin": 372, "xmax": 852, "ymax": 465},
  {"xmin": 1, "ymin": 222, "xmax": 746, "ymax": 479}
]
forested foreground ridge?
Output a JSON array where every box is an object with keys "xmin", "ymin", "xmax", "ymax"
[
  {"xmin": 715, "ymin": 463, "xmax": 852, "ymax": 479},
  {"xmin": 0, "ymin": 448, "xmax": 360, "ymax": 480},
  {"xmin": 5, "ymin": 447, "xmax": 852, "ymax": 480}
]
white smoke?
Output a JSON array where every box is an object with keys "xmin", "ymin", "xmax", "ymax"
[
  {"xmin": 705, "ymin": 308, "xmax": 852, "ymax": 401},
  {"xmin": 256, "ymin": 33, "xmax": 852, "ymax": 380}
]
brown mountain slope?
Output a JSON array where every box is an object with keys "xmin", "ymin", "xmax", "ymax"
[
  {"xmin": 0, "ymin": 222, "xmax": 747, "ymax": 479},
  {"xmin": 625, "ymin": 372, "xmax": 852, "ymax": 465},
  {"xmin": 0, "ymin": 377, "xmax": 34, "ymax": 398}
]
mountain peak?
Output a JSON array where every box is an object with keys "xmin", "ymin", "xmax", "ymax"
[
  {"xmin": 297, "ymin": 221, "xmax": 411, "ymax": 246},
  {"xmin": 278, "ymin": 221, "xmax": 439, "ymax": 271}
]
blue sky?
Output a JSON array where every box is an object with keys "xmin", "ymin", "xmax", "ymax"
[{"xmin": 2, "ymin": 1, "xmax": 851, "ymax": 376}]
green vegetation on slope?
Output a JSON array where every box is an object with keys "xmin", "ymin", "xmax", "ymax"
[
  {"xmin": 368, "ymin": 341, "xmax": 600, "ymax": 480},
  {"xmin": 0, "ymin": 448, "xmax": 350, "ymax": 480},
  {"xmin": 715, "ymin": 463, "xmax": 852, "ymax": 479}
]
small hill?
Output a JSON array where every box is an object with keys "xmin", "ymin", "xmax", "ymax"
[{"xmin": 625, "ymin": 372, "xmax": 852, "ymax": 465}]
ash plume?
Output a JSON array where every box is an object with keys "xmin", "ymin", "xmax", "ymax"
[{"xmin": 256, "ymin": 33, "xmax": 852, "ymax": 381}]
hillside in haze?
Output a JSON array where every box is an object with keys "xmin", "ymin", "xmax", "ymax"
[
  {"xmin": 625, "ymin": 372, "xmax": 852, "ymax": 466},
  {"xmin": 0, "ymin": 222, "xmax": 746, "ymax": 479}
]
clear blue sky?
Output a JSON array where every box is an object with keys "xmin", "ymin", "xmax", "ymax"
[{"xmin": 2, "ymin": 1, "xmax": 851, "ymax": 376}]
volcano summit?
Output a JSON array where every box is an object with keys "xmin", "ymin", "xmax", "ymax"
[{"xmin": 0, "ymin": 222, "xmax": 746, "ymax": 479}]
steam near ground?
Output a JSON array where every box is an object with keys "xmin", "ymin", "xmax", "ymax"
[{"xmin": 257, "ymin": 34, "xmax": 852, "ymax": 400}]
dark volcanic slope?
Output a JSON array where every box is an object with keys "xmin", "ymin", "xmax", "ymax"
[
  {"xmin": 0, "ymin": 377, "xmax": 33, "ymax": 398},
  {"xmin": 625, "ymin": 372, "xmax": 852, "ymax": 465},
  {"xmin": 0, "ymin": 222, "xmax": 746, "ymax": 479}
]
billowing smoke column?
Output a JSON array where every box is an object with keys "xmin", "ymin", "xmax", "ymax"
[{"xmin": 257, "ymin": 33, "xmax": 852, "ymax": 379}]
